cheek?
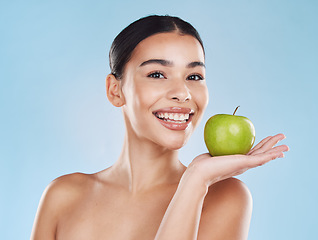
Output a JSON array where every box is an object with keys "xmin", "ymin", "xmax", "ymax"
[
  {"xmin": 135, "ymin": 81, "xmax": 165, "ymax": 107},
  {"xmin": 202, "ymin": 87, "xmax": 209, "ymax": 109},
  {"xmin": 124, "ymin": 81, "xmax": 163, "ymax": 117},
  {"xmin": 193, "ymin": 84, "xmax": 209, "ymax": 112}
]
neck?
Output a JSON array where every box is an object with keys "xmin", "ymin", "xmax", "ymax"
[{"xmin": 110, "ymin": 133, "xmax": 186, "ymax": 193}]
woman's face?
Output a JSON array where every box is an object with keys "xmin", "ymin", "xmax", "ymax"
[{"xmin": 120, "ymin": 32, "xmax": 209, "ymax": 150}]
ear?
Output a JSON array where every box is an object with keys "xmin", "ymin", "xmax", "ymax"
[{"xmin": 106, "ymin": 74, "xmax": 125, "ymax": 107}]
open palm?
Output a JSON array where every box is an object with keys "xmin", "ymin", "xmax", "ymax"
[{"xmin": 188, "ymin": 133, "xmax": 289, "ymax": 186}]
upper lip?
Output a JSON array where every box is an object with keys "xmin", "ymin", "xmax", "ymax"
[{"xmin": 152, "ymin": 107, "xmax": 195, "ymax": 114}]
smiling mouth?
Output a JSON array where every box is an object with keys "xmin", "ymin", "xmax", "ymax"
[
  {"xmin": 153, "ymin": 112, "xmax": 193, "ymax": 123},
  {"xmin": 152, "ymin": 108, "xmax": 195, "ymax": 130}
]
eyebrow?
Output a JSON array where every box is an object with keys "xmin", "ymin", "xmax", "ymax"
[
  {"xmin": 187, "ymin": 61, "xmax": 206, "ymax": 68},
  {"xmin": 139, "ymin": 59, "xmax": 205, "ymax": 68},
  {"xmin": 139, "ymin": 59, "xmax": 172, "ymax": 67}
]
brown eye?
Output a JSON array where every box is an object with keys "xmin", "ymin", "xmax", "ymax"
[
  {"xmin": 187, "ymin": 74, "xmax": 204, "ymax": 81},
  {"xmin": 147, "ymin": 72, "xmax": 165, "ymax": 79}
]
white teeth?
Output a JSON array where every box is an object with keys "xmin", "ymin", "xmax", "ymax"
[
  {"xmin": 155, "ymin": 112, "xmax": 191, "ymax": 121},
  {"xmin": 166, "ymin": 119, "xmax": 186, "ymax": 123}
]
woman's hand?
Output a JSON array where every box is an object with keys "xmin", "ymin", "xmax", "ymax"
[
  {"xmin": 186, "ymin": 133, "xmax": 290, "ymax": 188},
  {"xmin": 156, "ymin": 134, "xmax": 288, "ymax": 240}
]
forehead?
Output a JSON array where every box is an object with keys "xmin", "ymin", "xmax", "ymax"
[{"xmin": 130, "ymin": 32, "xmax": 205, "ymax": 65}]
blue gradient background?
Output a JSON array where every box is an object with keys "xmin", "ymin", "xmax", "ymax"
[{"xmin": 1, "ymin": 0, "xmax": 317, "ymax": 239}]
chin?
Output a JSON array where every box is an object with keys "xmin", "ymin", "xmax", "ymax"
[
  {"xmin": 160, "ymin": 135, "xmax": 191, "ymax": 151},
  {"xmin": 166, "ymin": 144, "xmax": 185, "ymax": 151}
]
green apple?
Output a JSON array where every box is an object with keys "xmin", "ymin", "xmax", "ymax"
[{"xmin": 204, "ymin": 106, "xmax": 255, "ymax": 156}]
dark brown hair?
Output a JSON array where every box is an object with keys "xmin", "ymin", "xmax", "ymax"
[{"xmin": 109, "ymin": 15, "xmax": 204, "ymax": 80}]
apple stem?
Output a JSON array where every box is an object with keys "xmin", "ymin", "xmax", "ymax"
[{"xmin": 233, "ymin": 106, "xmax": 240, "ymax": 115}]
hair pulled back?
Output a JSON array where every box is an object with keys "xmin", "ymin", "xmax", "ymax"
[{"xmin": 109, "ymin": 15, "xmax": 204, "ymax": 80}]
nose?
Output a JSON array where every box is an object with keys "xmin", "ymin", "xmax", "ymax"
[{"xmin": 167, "ymin": 80, "xmax": 191, "ymax": 102}]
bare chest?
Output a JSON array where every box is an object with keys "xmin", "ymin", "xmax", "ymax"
[{"xmin": 56, "ymin": 185, "xmax": 176, "ymax": 240}]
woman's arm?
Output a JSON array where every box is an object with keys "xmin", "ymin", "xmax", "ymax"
[
  {"xmin": 154, "ymin": 168, "xmax": 208, "ymax": 240},
  {"xmin": 31, "ymin": 173, "xmax": 85, "ymax": 240},
  {"xmin": 155, "ymin": 134, "xmax": 289, "ymax": 240},
  {"xmin": 31, "ymin": 180, "xmax": 61, "ymax": 240}
]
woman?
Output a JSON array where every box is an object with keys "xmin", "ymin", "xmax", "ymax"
[{"xmin": 31, "ymin": 15, "xmax": 289, "ymax": 240}]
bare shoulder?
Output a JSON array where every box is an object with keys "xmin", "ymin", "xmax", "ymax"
[
  {"xmin": 206, "ymin": 177, "xmax": 252, "ymax": 205},
  {"xmin": 43, "ymin": 172, "xmax": 94, "ymax": 207},
  {"xmin": 198, "ymin": 178, "xmax": 253, "ymax": 240},
  {"xmin": 50, "ymin": 172, "xmax": 93, "ymax": 194},
  {"xmin": 31, "ymin": 172, "xmax": 94, "ymax": 239}
]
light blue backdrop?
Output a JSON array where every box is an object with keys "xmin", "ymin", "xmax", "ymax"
[{"xmin": 1, "ymin": 0, "xmax": 317, "ymax": 239}]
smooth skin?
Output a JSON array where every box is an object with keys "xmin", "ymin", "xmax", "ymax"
[{"xmin": 31, "ymin": 32, "xmax": 289, "ymax": 240}]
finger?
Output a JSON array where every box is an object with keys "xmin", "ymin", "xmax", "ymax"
[
  {"xmin": 248, "ymin": 136, "xmax": 272, "ymax": 155},
  {"xmin": 265, "ymin": 144, "xmax": 290, "ymax": 154},
  {"xmin": 246, "ymin": 150, "xmax": 284, "ymax": 168},
  {"xmin": 250, "ymin": 133, "xmax": 286, "ymax": 155},
  {"xmin": 216, "ymin": 150, "xmax": 285, "ymax": 182}
]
